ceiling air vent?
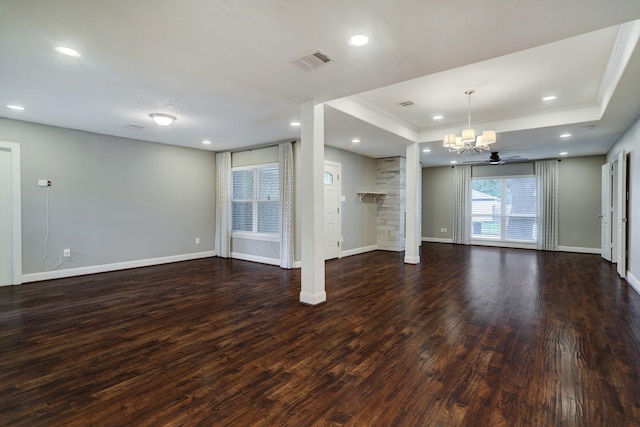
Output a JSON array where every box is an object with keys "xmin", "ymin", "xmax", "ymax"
[
  {"xmin": 292, "ymin": 49, "xmax": 335, "ymax": 71},
  {"xmin": 125, "ymin": 124, "xmax": 145, "ymax": 130},
  {"xmin": 397, "ymin": 100, "xmax": 415, "ymax": 107}
]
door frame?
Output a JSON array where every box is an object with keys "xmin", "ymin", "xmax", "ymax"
[
  {"xmin": 0, "ymin": 141, "xmax": 22, "ymax": 285},
  {"xmin": 615, "ymin": 150, "xmax": 628, "ymax": 278},
  {"xmin": 601, "ymin": 163, "xmax": 613, "ymax": 262},
  {"xmin": 324, "ymin": 160, "xmax": 342, "ymax": 260}
]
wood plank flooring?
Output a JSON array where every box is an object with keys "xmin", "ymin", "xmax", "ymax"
[{"xmin": 2, "ymin": 243, "xmax": 640, "ymax": 426}]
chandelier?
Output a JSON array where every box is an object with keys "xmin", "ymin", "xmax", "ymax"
[{"xmin": 443, "ymin": 90, "xmax": 496, "ymax": 154}]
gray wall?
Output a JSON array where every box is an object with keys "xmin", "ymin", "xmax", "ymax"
[
  {"xmin": 558, "ymin": 156, "xmax": 605, "ymax": 249},
  {"xmin": 0, "ymin": 118, "xmax": 215, "ymax": 274},
  {"xmin": 324, "ymin": 146, "xmax": 378, "ymax": 252},
  {"xmin": 422, "ymin": 166, "xmax": 454, "ymax": 240},
  {"xmin": 608, "ymin": 115, "xmax": 640, "ymax": 285},
  {"xmin": 422, "ymin": 156, "xmax": 603, "ymax": 250}
]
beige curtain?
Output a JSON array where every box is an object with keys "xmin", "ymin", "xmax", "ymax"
[
  {"xmin": 279, "ymin": 142, "xmax": 294, "ymax": 268},
  {"xmin": 535, "ymin": 160, "xmax": 558, "ymax": 251},
  {"xmin": 452, "ymin": 165, "xmax": 471, "ymax": 245},
  {"xmin": 214, "ymin": 152, "xmax": 231, "ymax": 258}
]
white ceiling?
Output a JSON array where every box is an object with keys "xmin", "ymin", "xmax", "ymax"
[{"xmin": 1, "ymin": 1, "xmax": 640, "ymax": 167}]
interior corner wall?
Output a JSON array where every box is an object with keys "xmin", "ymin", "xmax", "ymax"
[
  {"xmin": 557, "ymin": 155, "xmax": 605, "ymax": 250},
  {"xmin": 0, "ymin": 118, "xmax": 216, "ymax": 276},
  {"xmin": 324, "ymin": 146, "xmax": 378, "ymax": 253},
  {"xmin": 422, "ymin": 166, "xmax": 454, "ymax": 241},
  {"xmin": 607, "ymin": 115, "xmax": 640, "ymax": 285}
]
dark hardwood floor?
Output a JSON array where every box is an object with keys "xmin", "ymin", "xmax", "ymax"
[{"xmin": 1, "ymin": 243, "xmax": 640, "ymax": 426}]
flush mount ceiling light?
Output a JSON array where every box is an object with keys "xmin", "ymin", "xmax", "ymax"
[
  {"xmin": 54, "ymin": 46, "xmax": 81, "ymax": 57},
  {"xmin": 149, "ymin": 113, "xmax": 176, "ymax": 126},
  {"xmin": 348, "ymin": 34, "xmax": 369, "ymax": 46},
  {"xmin": 7, "ymin": 104, "xmax": 25, "ymax": 111},
  {"xmin": 443, "ymin": 90, "xmax": 496, "ymax": 155}
]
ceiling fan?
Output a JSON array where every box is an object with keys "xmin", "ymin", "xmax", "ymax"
[{"xmin": 464, "ymin": 151, "xmax": 528, "ymax": 165}]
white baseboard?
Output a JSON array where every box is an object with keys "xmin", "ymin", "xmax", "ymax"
[
  {"xmin": 22, "ymin": 251, "xmax": 216, "ymax": 283},
  {"xmin": 299, "ymin": 290, "xmax": 327, "ymax": 305},
  {"xmin": 422, "ymin": 237, "xmax": 453, "ymax": 244},
  {"xmin": 291, "ymin": 245, "xmax": 378, "ymax": 269},
  {"xmin": 556, "ymin": 246, "xmax": 601, "ymax": 254},
  {"xmin": 626, "ymin": 271, "xmax": 640, "ymax": 296},
  {"xmin": 404, "ymin": 255, "xmax": 420, "ymax": 264},
  {"xmin": 231, "ymin": 252, "xmax": 280, "ymax": 266},
  {"xmin": 340, "ymin": 244, "xmax": 378, "ymax": 258}
]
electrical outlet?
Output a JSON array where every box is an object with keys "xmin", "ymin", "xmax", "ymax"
[
  {"xmin": 63, "ymin": 248, "xmax": 71, "ymax": 257},
  {"xmin": 38, "ymin": 179, "xmax": 51, "ymax": 187},
  {"xmin": 443, "ymin": 228, "xmax": 447, "ymax": 233},
  {"xmin": 195, "ymin": 237, "xmax": 200, "ymax": 245}
]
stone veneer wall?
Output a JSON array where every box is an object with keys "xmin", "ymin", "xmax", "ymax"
[{"xmin": 376, "ymin": 157, "xmax": 406, "ymax": 251}]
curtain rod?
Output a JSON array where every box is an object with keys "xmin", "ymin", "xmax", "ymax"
[{"xmin": 229, "ymin": 140, "xmax": 297, "ymax": 154}]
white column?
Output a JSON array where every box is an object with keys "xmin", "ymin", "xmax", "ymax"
[
  {"xmin": 404, "ymin": 142, "xmax": 420, "ymax": 264},
  {"xmin": 300, "ymin": 101, "xmax": 327, "ymax": 305}
]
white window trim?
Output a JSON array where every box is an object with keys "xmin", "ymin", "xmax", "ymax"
[
  {"xmin": 470, "ymin": 174, "xmax": 537, "ymax": 246},
  {"xmin": 231, "ymin": 162, "xmax": 280, "ymax": 235}
]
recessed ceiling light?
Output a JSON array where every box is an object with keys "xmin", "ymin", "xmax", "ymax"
[
  {"xmin": 348, "ymin": 34, "xmax": 369, "ymax": 47},
  {"xmin": 290, "ymin": 122, "xmax": 301, "ymax": 127},
  {"xmin": 149, "ymin": 113, "xmax": 176, "ymax": 126},
  {"xmin": 559, "ymin": 133, "xmax": 571, "ymax": 138},
  {"xmin": 559, "ymin": 152, "xmax": 568, "ymax": 156},
  {"xmin": 54, "ymin": 46, "xmax": 81, "ymax": 57},
  {"xmin": 423, "ymin": 149, "xmax": 431, "ymax": 153},
  {"xmin": 450, "ymin": 160, "xmax": 458, "ymax": 164},
  {"xmin": 351, "ymin": 138, "xmax": 360, "ymax": 143},
  {"xmin": 6, "ymin": 105, "xmax": 25, "ymax": 111},
  {"xmin": 542, "ymin": 95, "xmax": 557, "ymax": 102},
  {"xmin": 202, "ymin": 140, "xmax": 212, "ymax": 145},
  {"xmin": 432, "ymin": 115, "xmax": 444, "ymax": 120}
]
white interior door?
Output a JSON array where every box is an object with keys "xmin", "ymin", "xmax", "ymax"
[
  {"xmin": 324, "ymin": 162, "xmax": 341, "ymax": 260},
  {"xmin": 616, "ymin": 151, "xmax": 627, "ymax": 278},
  {"xmin": 601, "ymin": 163, "xmax": 612, "ymax": 262},
  {"xmin": 0, "ymin": 148, "xmax": 13, "ymax": 285}
]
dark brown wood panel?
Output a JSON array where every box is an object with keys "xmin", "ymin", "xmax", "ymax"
[{"xmin": 1, "ymin": 244, "xmax": 640, "ymax": 426}]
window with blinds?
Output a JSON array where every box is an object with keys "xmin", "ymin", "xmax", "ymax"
[
  {"xmin": 471, "ymin": 176, "xmax": 537, "ymax": 242},
  {"xmin": 232, "ymin": 165, "xmax": 280, "ymax": 235}
]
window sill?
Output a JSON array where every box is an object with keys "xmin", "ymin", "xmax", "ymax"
[{"xmin": 231, "ymin": 232, "xmax": 280, "ymax": 242}]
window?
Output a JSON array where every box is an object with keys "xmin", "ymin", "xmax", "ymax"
[
  {"xmin": 232, "ymin": 164, "xmax": 280, "ymax": 235},
  {"xmin": 471, "ymin": 176, "xmax": 536, "ymax": 242}
]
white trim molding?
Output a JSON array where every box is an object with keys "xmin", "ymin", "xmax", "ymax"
[
  {"xmin": 22, "ymin": 251, "xmax": 215, "ymax": 283},
  {"xmin": 556, "ymin": 246, "xmax": 601, "ymax": 254},
  {"xmin": 340, "ymin": 245, "xmax": 378, "ymax": 258},
  {"xmin": 0, "ymin": 141, "xmax": 22, "ymax": 285},
  {"xmin": 422, "ymin": 237, "xmax": 454, "ymax": 244},
  {"xmin": 626, "ymin": 271, "xmax": 640, "ymax": 296},
  {"xmin": 231, "ymin": 252, "xmax": 280, "ymax": 266}
]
